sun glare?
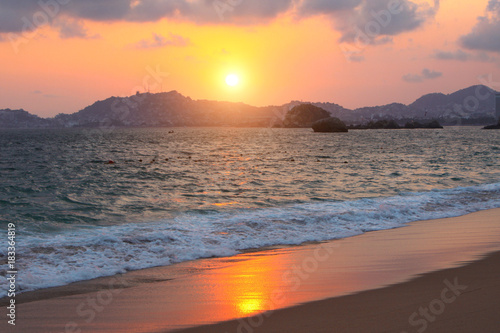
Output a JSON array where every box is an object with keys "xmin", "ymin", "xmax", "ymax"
[{"xmin": 225, "ymin": 74, "xmax": 239, "ymax": 87}]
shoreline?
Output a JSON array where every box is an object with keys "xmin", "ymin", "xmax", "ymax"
[
  {"xmin": 174, "ymin": 250, "xmax": 500, "ymax": 333},
  {"xmin": 3, "ymin": 180, "xmax": 499, "ymax": 303},
  {"xmin": 2, "ymin": 208, "xmax": 500, "ymax": 332}
]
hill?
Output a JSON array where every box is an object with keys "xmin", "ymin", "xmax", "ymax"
[
  {"xmin": 0, "ymin": 85, "xmax": 498, "ymax": 128},
  {"xmin": 0, "ymin": 109, "xmax": 52, "ymax": 128}
]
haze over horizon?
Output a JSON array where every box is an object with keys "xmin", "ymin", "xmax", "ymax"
[{"xmin": 2, "ymin": 0, "xmax": 500, "ymax": 117}]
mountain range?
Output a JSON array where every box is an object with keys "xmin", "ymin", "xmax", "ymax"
[{"xmin": 0, "ymin": 85, "xmax": 498, "ymax": 129}]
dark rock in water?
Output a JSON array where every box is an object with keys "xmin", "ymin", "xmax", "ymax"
[
  {"xmin": 483, "ymin": 120, "xmax": 500, "ymax": 129},
  {"xmin": 348, "ymin": 119, "xmax": 444, "ymax": 130},
  {"xmin": 380, "ymin": 119, "xmax": 400, "ymax": 129},
  {"xmin": 312, "ymin": 117, "xmax": 348, "ymax": 133},
  {"xmin": 348, "ymin": 119, "xmax": 400, "ymax": 129},
  {"xmin": 425, "ymin": 120, "xmax": 444, "ymax": 129},
  {"xmin": 404, "ymin": 120, "xmax": 443, "ymax": 129},
  {"xmin": 284, "ymin": 104, "xmax": 330, "ymax": 128},
  {"xmin": 369, "ymin": 119, "xmax": 400, "ymax": 129}
]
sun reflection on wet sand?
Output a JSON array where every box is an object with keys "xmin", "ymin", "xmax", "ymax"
[
  {"xmin": 209, "ymin": 253, "xmax": 285, "ymax": 318},
  {"xmin": 237, "ymin": 295, "xmax": 264, "ymax": 315}
]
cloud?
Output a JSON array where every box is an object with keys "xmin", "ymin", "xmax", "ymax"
[
  {"xmin": 0, "ymin": 0, "xmax": 296, "ymax": 33},
  {"xmin": 432, "ymin": 49, "xmax": 497, "ymax": 62},
  {"xmin": 30, "ymin": 90, "xmax": 60, "ymax": 98},
  {"xmin": 0, "ymin": 0, "xmax": 440, "ymax": 36},
  {"xmin": 433, "ymin": 49, "xmax": 470, "ymax": 61},
  {"xmin": 298, "ymin": 0, "xmax": 362, "ymax": 16},
  {"xmin": 134, "ymin": 33, "xmax": 191, "ymax": 49},
  {"xmin": 422, "ymin": 68, "xmax": 442, "ymax": 79},
  {"xmin": 349, "ymin": 54, "xmax": 365, "ymax": 62},
  {"xmin": 192, "ymin": 0, "xmax": 295, "ymax": 23},
  {"xmin": 460, "ymin": 0, "xmax": 500, "ymax": 53},
  {"xmin": 53, "ymin": 18, "xmax": 98, "ymax": 39},
  {"xmin": 373, "ymin": 36, "xmax": 394, "ymax": 45},
  {"xmin": 298, "ymin": 0, "xmax": 440, "ymax": 44},
  {"xmin": 403, "ymin": 68, "xmax": 442, "ymax": 83},
  {"xmin": 475, "ymin": 51, "xmax": 498, "ymax": 62},
  {"xmin": 57, "ymin": 0, "xmax": 132, "ymax": 22},
  {"xmin": 402, "ymin": 73, "xmax": 423, "ymax": 83},
  {"xmin": 0, "ymin": 0, "xmax": 440, "ymax": 52},
  {"xmin": 0, "ymin": 1, "xmax": 42, "ymax": 33}
]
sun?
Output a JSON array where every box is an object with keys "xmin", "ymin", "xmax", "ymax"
[{"xmin": 225, "ymin": 74, "xmax": 239, "ymax": 87}]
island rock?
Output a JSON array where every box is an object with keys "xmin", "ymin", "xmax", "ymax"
[
  {"xmin": 283, "ymin": 104, "xmax": 330, "ymax": 128},
  {"xmin": 312, "ymin": 117, "xmax": 348, "ymax": 133}
]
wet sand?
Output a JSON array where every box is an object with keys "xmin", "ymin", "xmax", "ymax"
[
  {"xmin": 174, "ymin": 251, "xmax": 500, "ymax": 333},
  {"xmin": 1, "ymin": 208, "xmax": 499, "ymax": 332}
]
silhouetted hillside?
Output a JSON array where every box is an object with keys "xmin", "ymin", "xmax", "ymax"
[
  {"xmin": 0, "ymin": 109, "xmax": 52, "ymax": 128},
  {"xmin": 0, "ymin": 85, "xmax": 497, "ymax": 128}
]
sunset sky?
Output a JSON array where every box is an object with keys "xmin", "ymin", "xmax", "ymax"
[{"xmin": 1, "ymin": 0, "xmax": 500, "ymax": 117}]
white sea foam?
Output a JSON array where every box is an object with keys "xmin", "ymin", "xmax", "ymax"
[{"xmin": 1, "ymin": 182, "xmax": 500, "ymax": 297}]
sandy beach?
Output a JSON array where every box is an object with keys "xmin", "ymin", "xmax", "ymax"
[
  {"xmin": 2, "ymin": 208, "xmax": 500, "ymax": 333},
  {"xmin": 175, "ymin": 251, "xmax": 500, "ymax": 333}
]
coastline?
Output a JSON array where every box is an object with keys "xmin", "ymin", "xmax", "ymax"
[
  {"xmin": 2, "ymin": 208, "xmax": 500, "ymax": 332},
  {"xmin": 174, "ymin": 250, "xmax": 500, "ymax": 333}
]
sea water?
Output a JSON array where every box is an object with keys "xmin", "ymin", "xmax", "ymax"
[{"xmin": 0, "ymin": 127, "xmax": 499, "ymax": 296}]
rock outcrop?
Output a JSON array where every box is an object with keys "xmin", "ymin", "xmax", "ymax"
[
  {"xmin": 483, "ymin": 120, "xmax": 500, "ymax": 129},
  {"xmin": 404, "ymin": 120, "xmax": 443, "ymax": 129},
  {"xmin": 283, "ymin": 104, "xmax": 330, "ymax": 128},
  {"xmin": 312, "ymin": 117, "xmax": 348, "ymax": 133}
]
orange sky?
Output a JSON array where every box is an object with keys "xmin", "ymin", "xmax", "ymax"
[{"xmin": 1, "ymin": 0, "xmax": 499, "ymax": 117}]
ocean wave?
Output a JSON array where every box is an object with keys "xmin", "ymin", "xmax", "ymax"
[{"xmin": 1, "ymin": 182, "xmax": 500, "ymax": 297}]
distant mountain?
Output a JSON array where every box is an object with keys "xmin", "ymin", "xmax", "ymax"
[
  {"xmin": 291, "ymin": 85, "xmax": 497, "ymax": 126},
  {"xmin": 0, "ymin": 85, "xmax": 498, "ymax": 129},
  {"xmin": 408, "ymin": 85, "xmax": 497, "ymax": 125},
  {"xmin": 0, "ymin": 109, "xmax": 52, "ymax": 128},
  {"xmin": 51, "ymin": 91, "xmax": 287, "ymax": 128}
]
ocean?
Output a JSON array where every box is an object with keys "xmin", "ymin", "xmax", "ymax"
[{"xmin": 0, "ymin": 127, "xmax": 499, "ymax": 296}]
